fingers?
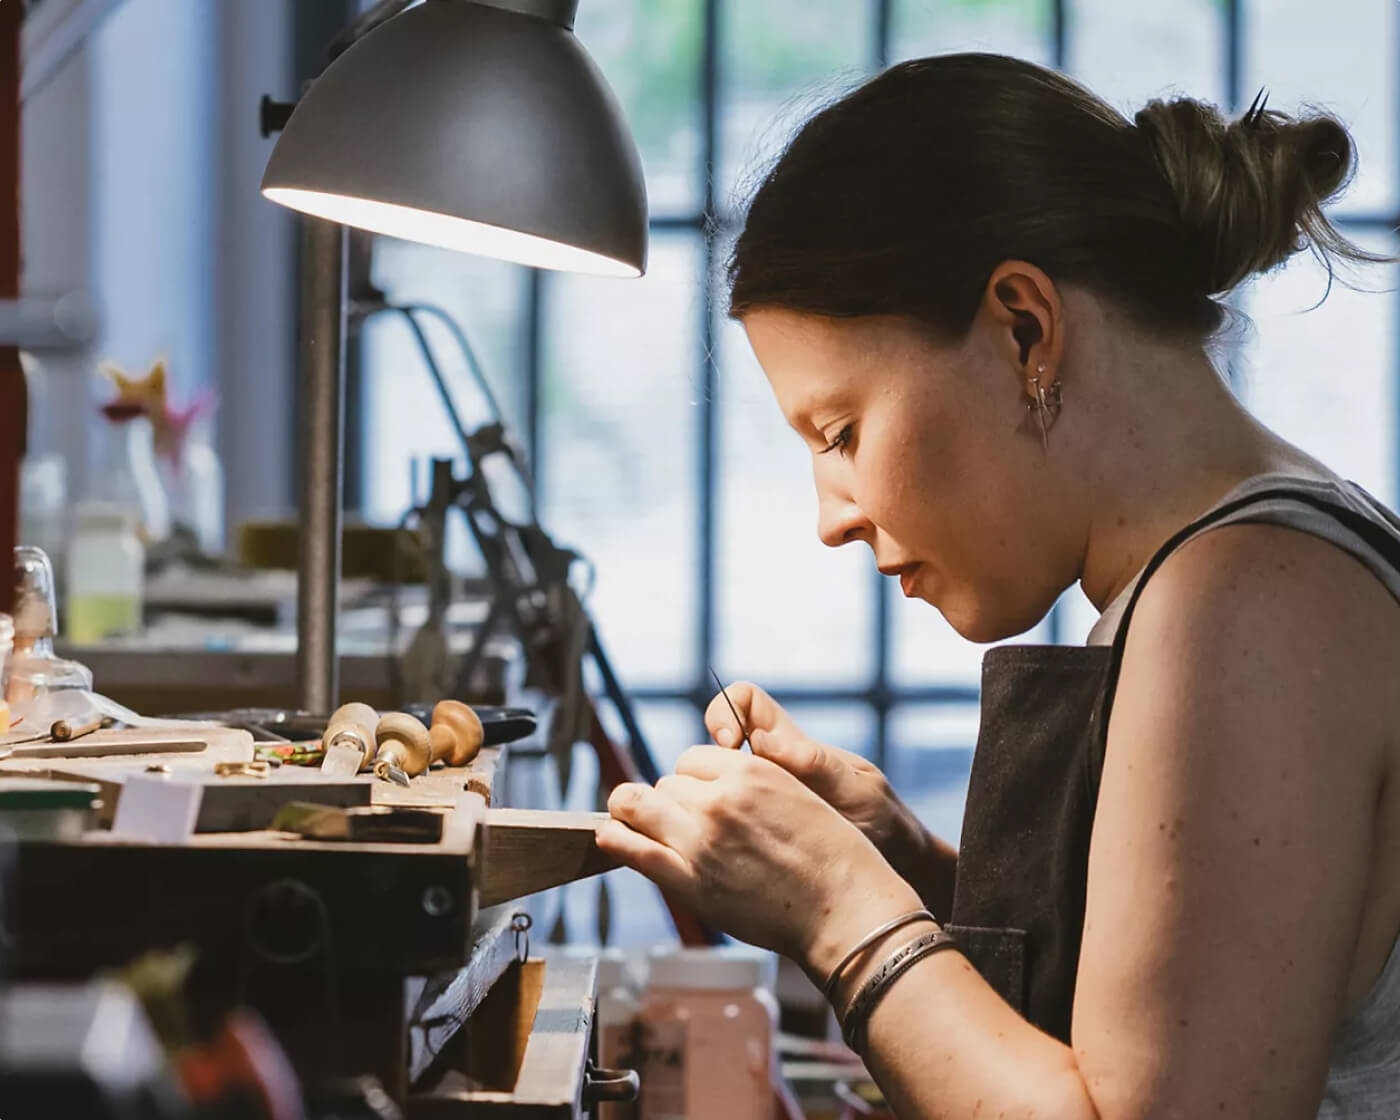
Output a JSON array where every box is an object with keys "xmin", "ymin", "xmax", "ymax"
[
  {"xmin": 703, "ymin": 681, "xmax": 756, "ymax": 748},
  {"xmin": 755, "ymin": 733, "xmax": 832, "ymax": 785},
  {"xmin": 704, "ymin": 680, "xmax": 802, "ymax": 749},
  {"xmin": 601, "ymin": 780, "xmax": 710, "ymax": 899},
  {"xmin": 607, "ymin": 782, "xmax": 697, "ymax": 846},
  {"xmin": 674, "ymin": 743, "xmax": 748, "ymax": 781},
  {"xmin": 594, "ymin": 819, "xmax": 692, "ymax": 895},
  {"xmin": 655, "ymin": 772, "xmax": 712, "ymax": 800}
]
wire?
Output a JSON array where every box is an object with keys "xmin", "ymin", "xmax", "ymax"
[
  {"xmin": 370, "ymin": 302, "xmax": 539, "ymax": 521},
  {"xmin": 389, "ymin": 306, "xmax": 478, "ymax": 468},
  {"xmin": 402, "ymin": 301, "xmax": 541, "ymax": 501},
  {"xmin": 393, "ymin": 301, "xmax": 506, "ymax": 426}
]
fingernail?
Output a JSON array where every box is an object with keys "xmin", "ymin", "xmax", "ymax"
[{"xmin": 716, "ymin": 728, "xmax": 736, "ymax": 748}]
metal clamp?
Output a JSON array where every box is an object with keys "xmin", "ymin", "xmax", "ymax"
[{"xmin": 511, "ymin": 911, "xmax": 532, "ymax": 963}]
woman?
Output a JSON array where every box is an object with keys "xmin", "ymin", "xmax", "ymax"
[{"xmin": 594, "ymin": 54, "xmax": 1400, "ymax": 1118}]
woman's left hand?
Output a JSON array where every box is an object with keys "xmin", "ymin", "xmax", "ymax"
[{"xmin": 596, "ymin": 745, "xmax": 922, "ymax": 973}]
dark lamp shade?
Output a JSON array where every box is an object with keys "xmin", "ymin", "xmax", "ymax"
[{"xmin": 260, "ymin": 0, "xmax": 648, "ymax": 277}]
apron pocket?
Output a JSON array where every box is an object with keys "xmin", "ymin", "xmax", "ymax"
[{"xmin": 945, "ymin": 924, "xmax": 1028, "ymax": 1014}]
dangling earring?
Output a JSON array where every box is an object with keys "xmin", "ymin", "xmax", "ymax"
[{"xmin": 1025, "ymin": 363, "xmax": 1063, "ymax": 451}]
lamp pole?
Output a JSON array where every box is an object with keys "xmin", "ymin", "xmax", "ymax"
[
  {"xmin": 294, "ymin": 217, "xmax": 346, "ymax": 714},
  {"xmin": 287, "ymin": 0, "xmax": 413, "ymax": 713}
]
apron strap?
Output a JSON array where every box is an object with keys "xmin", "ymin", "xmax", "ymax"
[{"xmin": 1086, "ymin": 486, "xmax": 1400, "ymax": 795}]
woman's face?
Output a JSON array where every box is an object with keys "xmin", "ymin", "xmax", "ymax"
[{"xmin": 744, "ymin": 306, "xmax": 1073, "ymax": 642}]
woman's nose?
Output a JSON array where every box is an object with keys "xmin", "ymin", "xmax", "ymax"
[{"xmin": 817, "ymin": 493, "xmax": 873, "ymax": 549}]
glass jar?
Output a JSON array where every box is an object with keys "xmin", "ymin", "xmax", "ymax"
[
  {"xmin": 13, "ymin": 545, "xmax": 59, "ymax": 660},
  {"xmin": 7, "ymin": 547, "xmax": 93, "ymax": 715},
  {"xmin": 637, "ymin": 948, "xmax": 777, "ymax": 1120}
]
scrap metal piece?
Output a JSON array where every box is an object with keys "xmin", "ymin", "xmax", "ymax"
[
  {"xmin": 214, "ymin": 760, "xmax": 270, "ymax": 779},
  {"xmin": 270, "ymin": 801, "xmax": 444, "ymax": 843}
]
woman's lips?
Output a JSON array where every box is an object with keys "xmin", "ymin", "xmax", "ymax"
[{"xmin": 878, "ymin": 561, "xmax": 924, "ymax": 596}]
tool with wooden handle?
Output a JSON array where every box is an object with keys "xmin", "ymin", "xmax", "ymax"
[
  {"xmin": 427, "ymin": 699, "xmax": 484, "ymax": 767},
  {"xmin": 373, "ymin": 712, "xmax": 431, "ymax": 787},
  {"xmin": 51, "ymin": 714, "xmax": 106, "ymax": 742},
  {"xmin": 320, "ymin": 701, "xmax": 379, "ymax": 777}
]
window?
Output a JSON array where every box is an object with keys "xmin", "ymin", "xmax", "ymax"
[{"xmin": 360, "ymin": 1, "xmax": 1399, "ymax": 891}]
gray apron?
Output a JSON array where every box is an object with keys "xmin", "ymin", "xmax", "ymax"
[{"xmin": 946, "ymin": 486, "xmax": 1400, "ymax": 1044}]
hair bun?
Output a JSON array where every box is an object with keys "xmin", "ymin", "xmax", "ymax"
[{"xmin": 1134, "ymin": 95, "xmax": 1357, "ymax": 294}]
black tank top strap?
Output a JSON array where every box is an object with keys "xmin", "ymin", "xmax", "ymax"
[{"xmin": 1085, "ymin": 485, "xmax": 1400, "ymax": 795}]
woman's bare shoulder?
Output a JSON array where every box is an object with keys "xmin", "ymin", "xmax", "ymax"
[{"xmin": 1074, "ymin": 519, "xmax": 1398, "ymax": 1116}]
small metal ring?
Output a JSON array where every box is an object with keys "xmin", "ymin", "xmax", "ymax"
[{"xmin": 511, "ymin": 911, "xmax": 533, "ymax": 963}]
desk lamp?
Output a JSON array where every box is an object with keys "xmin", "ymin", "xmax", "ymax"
[{"xmin": 261, "ymin": 0, "xmax": 647, "ymax": 711}]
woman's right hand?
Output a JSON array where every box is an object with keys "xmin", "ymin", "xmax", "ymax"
[{"xmin": 704, "ymin": 681, "xmax": 955, "ymax": 912}]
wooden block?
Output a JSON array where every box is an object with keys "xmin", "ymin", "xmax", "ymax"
[
  {"xmin": 477, "ymin": 809, "xmax": 614, "ymax": 908},
  {"xmin": 466, "ymin": 745, "xmax": 501, "ymax": 805}
]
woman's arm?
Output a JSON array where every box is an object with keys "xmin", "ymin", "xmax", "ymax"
[
  {"xmin": 836, "ymin": 524, "xmax": 1391, "ymax": 1118},
  {"xmin": 599, "ymin": 522, "xmax": 1392, "ymax": 1119}
]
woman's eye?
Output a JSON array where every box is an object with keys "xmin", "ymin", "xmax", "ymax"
[{"xmin": 820, "ymin": 424, "xmax": 854, "ymax": 457}]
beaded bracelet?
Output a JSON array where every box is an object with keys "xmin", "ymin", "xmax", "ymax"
[
  {"xmin": 839, "ymin": 928, "xmax": 960, "ymax": 1052},
  {"xmin": 821, "ymin": 909, "xmax": 937, "ymax": 1004}
]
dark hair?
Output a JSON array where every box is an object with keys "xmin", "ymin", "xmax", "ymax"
[{"xmin": 727, "ymin": 53, "xmax": 1383, "ymax": 340}]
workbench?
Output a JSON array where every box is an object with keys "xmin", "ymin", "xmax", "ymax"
[{"xmin": 0, "ymin": 726, "xmax": 624, "ymax": 1116}]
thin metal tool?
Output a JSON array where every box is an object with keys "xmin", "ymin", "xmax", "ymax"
[
  {"xmin": 709, "ymin": 668, "xmax": 751, "ymax": 751},
  {"xmin": 50, "ymin": 715, "xmax": 106, "ymax": 742}
]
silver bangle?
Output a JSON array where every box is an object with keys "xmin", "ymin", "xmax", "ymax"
[
  {"xmin": 821, "ymin": 908, "xmax": 937, "ymax": 1004},
  {"xmin": 840, "ymin": 928, "xmax": 960, "ymax": 1052}
]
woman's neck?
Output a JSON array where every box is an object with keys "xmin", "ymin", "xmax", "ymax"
[{"xmin": 1073, "ymin": 345, "xmax": 1325, "ymax": 613}]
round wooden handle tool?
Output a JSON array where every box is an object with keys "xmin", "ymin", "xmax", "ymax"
[
  {"xmin": 324, "ymin": 701, "xmax": 379, "ymax": 770},
  {"xmin": 374, "ymin": 712, "xmax": 432, "ymax": 784},
  {"xmin": 428, "ymin": 700, "xmax": 484, "ymax": 767}
]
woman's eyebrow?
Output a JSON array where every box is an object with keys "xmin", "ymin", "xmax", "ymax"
[{"xmin": 784, "ymin": 384, "xmax": 854, "ymax": 431}]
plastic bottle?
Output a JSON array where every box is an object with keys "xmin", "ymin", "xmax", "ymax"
[
  {"xmin": 597, "ymin": 950, "xmax": 645, "ymax": 1120},
  {"xmin": 90, "ymin": 411, "xmax": 169, "ymax": 544},
  {"xmin": 637, "ymin": 947, "xmax": 777, "ymax": 1120},
  {"xmin": 66, "ymin": 503, "xmax": 144, "ymax": 644}
]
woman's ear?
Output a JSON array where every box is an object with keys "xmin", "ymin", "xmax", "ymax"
[{"xmin": 982, "ymin": 261, "xmax": 1064, "ymax": 391}]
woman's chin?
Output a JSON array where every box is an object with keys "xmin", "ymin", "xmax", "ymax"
[{"xmin": 935, "ymin": 594, "xmax": 1042, "ymax": 645}]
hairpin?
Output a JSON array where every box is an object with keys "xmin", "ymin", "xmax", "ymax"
[{"xmin": 1241, "ymin": 86, "xmax": 1270, "ymax": 129}]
